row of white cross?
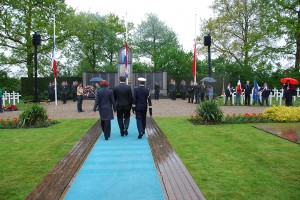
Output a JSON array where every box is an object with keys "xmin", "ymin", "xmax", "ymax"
[
  {"xmin": 222, "ymin": 87, "xmax": 300, "ymax": 106},
  {"xmin": 2, "ymin": 91, "xmax": 22, "ymax": 106}
]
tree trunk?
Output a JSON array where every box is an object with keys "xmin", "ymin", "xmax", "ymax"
[{"xmin": 295, "ymin": 2, "xmax": 300, "ymax": 69}]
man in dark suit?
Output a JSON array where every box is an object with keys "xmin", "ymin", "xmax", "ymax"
[
  {"xmin": 113, "ymin": 76, "xmax": 132, "ymax": 136},
  {"xmin": 244, "ymin": 81, "xmax": 252, "ymax": 106},
  {"xmin": 132, "ymin": 77, "xmax": 152, "ymax": 139}
]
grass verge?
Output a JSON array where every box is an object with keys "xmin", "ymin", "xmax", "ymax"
[
  {"xmin": 0, "ymin": 118, "xmax": 98, "ymax": 200},
  {"xmin": 155, "ymin": 117, "xmax": 300, "ymax": 200}
]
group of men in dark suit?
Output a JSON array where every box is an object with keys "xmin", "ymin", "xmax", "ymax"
[{"xmin": 93, "ymin": 76, "xmax": 152, "ymax": 140}]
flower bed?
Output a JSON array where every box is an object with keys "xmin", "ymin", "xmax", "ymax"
[
  {"xmin": 0, "ymin": 117, "xmax": 58, "ymax": 129},
  {"xmin": 190, "ymin": 112, "xmax": 272, "ymax": 125}
]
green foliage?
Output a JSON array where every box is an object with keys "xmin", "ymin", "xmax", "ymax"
[
  {"xmin": 0, "ymin": 118, "xmax": 97, "ymax": 199},
  {"xmin": 0, "ymin": 70, "xmax": 21, "ymax": 92},
  {"xmin": 195, "ymin": 100, "xmax": 224, "ymax": 124},
  {"xmin": 156, "ymin": 117, "xmax": 300, "ymax": 200},
  {"xmin": 18, "ymin": 104, "xmax": 48, "ymax": 127}
]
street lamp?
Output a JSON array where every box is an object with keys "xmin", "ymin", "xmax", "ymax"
[
  {"xmin": 32, "ymin": 31, "xmax": 41, "ymax": 102},
  {"xmin": 204, "ymin": 33, "xmax": 212, "ymax": 77}
]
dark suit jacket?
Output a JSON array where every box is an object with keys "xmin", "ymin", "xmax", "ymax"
[
  {"xmin": 93, "ymin": 86, "xmax": 116, "ymax": 120},
  {"xmin": 113, "ymin": 83, "xmax": 132, "ymax": 110},
  {"xmin": 133, "ymin": 85, "xmax": 152, "ymax": 111}
]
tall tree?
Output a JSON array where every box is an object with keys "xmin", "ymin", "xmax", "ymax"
[
  {"xmin": 133, "ymin": 13, "xmax": 180, "ymax": 71},
  {"xmin": 262, "ymin": 0, "xmax": 300, "ymax": 69},
  {"xmin": 200, "ymin": 0, "xmax": 275, "ymax": 76},
  {"xmin": 0, "ymin": 0, "xmax": 74, "ymax": 78}
]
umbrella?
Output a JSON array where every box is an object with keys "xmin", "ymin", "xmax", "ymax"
[
  {"xmin": 280, "ymin": 77, "xmax": 298, "ymax": 85},
  {"xmin": 200, "ymin": 77, "xmax": 216, "ymax": 83},
  {"xmin": 90, "ymin": 77, "xmax": 103, "ymax": 82}
]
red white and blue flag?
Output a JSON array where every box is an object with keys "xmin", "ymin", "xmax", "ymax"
[
  {"xmin": 52, "ymin": 43, "xmax": 57, "ymax": 78},
  {"xmin": 237, "ymin": 79, "xmax": 242, "ymax": 92}
]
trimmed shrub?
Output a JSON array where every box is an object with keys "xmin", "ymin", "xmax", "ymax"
[
  {"xmin": 195, "ymin": 100, "xmax": 224, "ymax": 124},
  {"xmin": 264, "ymin": 106, "xmax": 300, "ymax": 122},
  {"xmin": 19, "ymin": 104, "xmax": 48, "ymax": 127}
]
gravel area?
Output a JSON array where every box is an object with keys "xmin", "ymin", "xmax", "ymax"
[{"xmin": 1, "ymin": 98, "xmax": 267, "ymax": 119}]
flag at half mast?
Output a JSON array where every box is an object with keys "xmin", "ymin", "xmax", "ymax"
[{"xmin": 52, "ymin": 43, "xmax": 57, "ymax": 78}]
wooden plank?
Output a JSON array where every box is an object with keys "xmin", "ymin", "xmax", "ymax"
[
  {"xmin": 146, "ymin": 117, "xmax": 206, "ymax": 200},
  {"xmin": 26, "ymin": 120, "xmax": 101, "ymax": 200}
]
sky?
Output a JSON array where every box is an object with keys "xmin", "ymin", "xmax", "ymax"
[{"xmin": 65, "ymin": 0, "xmax": 214, "ymax": 51}]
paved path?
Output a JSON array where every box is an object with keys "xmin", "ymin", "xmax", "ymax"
[
  {"xmin": 1, "ymin": 99, "xmax": 266, "ymax": 119},
  {"xmin": 64, "ymin": 117, "xmax": 164, "ymax": 200}
]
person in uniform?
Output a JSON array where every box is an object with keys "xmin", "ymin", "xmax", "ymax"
[
  {"xmin": 61, "ymin": 81, "xmax": 68, "ymax": 104},
  {"xmin": 71, "ymin": 81, "xmax": 78, "ymax": 102},
  {"xmin": 244, "ymin": 81, "xmax": 252, "ymax": 106},
  {"xmin": 93, "ymin": 80, "xmax": 117, "ymax": 140},
  {"xmin": 0, "ymin": 86, "xmax": 3, "ymax": 113},
  {"xmin": 154, "ymin": 82, "xmax": 160, "ymax": 100},
  {"xmin": 179, "ymin": 80, "xmax": 187, "ymax": 100},
  {"xmin": 132, "ymin": 77, "xmax": 152, "ymax": 139},
  {"xmin": 113, "ymin": 76, "xmax": 132, "ymax": 136},
  {"xmin": 188, "ymin": 81, "xmax": 194, "ymax": 103}
]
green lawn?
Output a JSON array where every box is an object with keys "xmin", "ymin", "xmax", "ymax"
[
  {"xmin": 0, "ymin": 118, "xmax": 98, "ymax": 200},
  {"xmin": 155, "ymin": 117, "xmax": 300, "ymax": 200}
]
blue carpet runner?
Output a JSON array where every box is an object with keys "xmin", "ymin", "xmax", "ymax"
[{"xmin": 64, "ymin": 117, "xmax": 164, "ymax": 200}]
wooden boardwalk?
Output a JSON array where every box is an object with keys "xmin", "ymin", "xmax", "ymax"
[
  {"xmin": 146, "ymin": 117, "xmax": 206, "ymax": 200},
  {"xmin": 26, "ymin": 120, "xmax": 101, "ymax": 200},
  {"xmin": 25, "ymin": 118, "xmax": 206, "ymax": 200}
]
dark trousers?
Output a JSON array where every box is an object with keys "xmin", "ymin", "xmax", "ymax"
[
  {"xmin": 62, "ymin": 93, "xmax": 67, "ymax": 103},
  {"xmin": 0, "ymin": 98, "xmax": 3, "ymax": 112},
  {"xmin": 117, "ymin": 108, "xmax": 131, "ymax": 133},
  {"xmin": 170, "ymin": 91, "xmax": 176, "ymax": 100},
  {"xmin": 200, "ymin": 93, "xmax": 205, "ymax": 101},
  {"xmin": 101, "ymin": 120, "xmax": 111, "ymax": 140},
  {"xmin": 188, "ymin": 93, "xmax": 194, "ymax": 103},
  {"xmin": 181, "ymin": 91, "xmax": 186, "ymax": 100},
  {"xmin": 245, "ymin": 94, "xmax": 251, "ymax": 105},
  {"xmin": 285, "ymin": 94, "xmax": 293, "ymax": 106},
  {"xmin": 195, "ymin": 93, "xmax": 200, "ymax": 104},
  {"xmin": 136, "ymin": 110, "xmax": 147, "ymax": 134},
  {"xmin": 72, "ymin": 92, "xmax": 77, "ymax": 102},
  {"xmin": 154, "ymin": 91, "xmax": 159, "ymax": 100},
  {"xmin": 225, "ymin": 96, "xmax": 232, "ymax": 105},
  {"xmin": 262, "ymin": 96, "xmax": 269, "ymax": 106},
  {"xmin": 77, "ymin": 95, "xmax": 83, "ymax": 111}
]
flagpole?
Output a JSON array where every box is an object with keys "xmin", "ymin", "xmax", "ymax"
[
  {"xmin": 125, "ymin": 12, "xmax": 129, "ymax": 85},
  {"xmin": 54, "ymin": 15, "xmax": 57, "ymax": 106},
  {"xmin": 194, "ymin": 14, "xmax": 197, "ymax": 83}
]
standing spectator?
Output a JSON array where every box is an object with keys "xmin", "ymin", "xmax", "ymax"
[
  {"xmin": 169, "ymin": 79, "xmax": 176, "ymax": 100},
  {"xmin": 93, "ymin": 80, "xmax": 117, "ymax": 140},
  {"xmin": 194, "ymin": 82, "xmax": 200, "ymax": 104},
  {"xmin": 224, "ymin": 83, "xmax": 233, "ymax": 105},
  {"xmin": 261, "ymin": 82, "xmax": 270, "ymax": 106},
  {"xmin": 113, "ymin": 76, "xmax": 132, "ymax": 136},
  {"xmin": 207, "ymin": 84, "xmax": 213, "ymax": 101},
  {"xmin": 236, "ymin": 80, "xmax": 242, "ymax": 105},
  {"xmin": 283, "ymin": 81, "xmax": 294, "ymax": 106},
  {"xmin": 0, "ymin": 86, "xmax": 3, "ymax": 113},
  {"xmin": 61, "ymin": 81, "xmax": 68, "ymax": 104},
  {"xmin": 154, "ymin": 82, "xmax": 160, "ymax": 100},
  {"xmin": 95, "ymin": 82, "xmax": 101, "ymax": 93},
  {"xmin": 50, "ymin": 82, "xmax": 55, "ymax": 101},
  {"xmin": 244, "ymin": 81, "xmax": 252, "ymax": 106},
  {"xmin": 132, "ymin": 77, "xmax": 152, "ymax": 139},
  {"xmin": 188, "ymin": 81, "xmax": 194, "ymax": 103},
  {"xmin": 199, "ymin": 82, "xmax": 206, "ymax": 102},
  {"xmin": 77, "ymin": 83, "xmax": 84, "ymax": 112},
  {"xmin": 179, "ymin": 80, "xmax": 187, "ymax": 100},
  {"xmin": 48, "ymin": 82, "xmax": 53, "ymax": 101},
  {"xmin": 71, "ymin": 81, "xmax": 78, "ymax": 102}
]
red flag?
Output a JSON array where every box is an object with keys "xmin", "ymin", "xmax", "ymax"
[
  {"xmin": 192, "ymin": 41, "xmax": 197, "ymax": 77},
  {"xmin": 52, "ymin": 43, "xmax": 57, "ymax": 78}
]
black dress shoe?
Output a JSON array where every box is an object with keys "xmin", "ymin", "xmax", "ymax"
[
  {"xmin": 124, "ymin": 129, "xmax": 128, "ymax": 136},
  {"xmin": 105, "ymin": 138, "xmax": 108, "ymax": 140},
  {"xmin": 138, "ymin": 133, "xmax": 143, "ymax": 139},
  {"xmin": 120, "ymin": 132, "xmax": 124, "ymax": 136}
]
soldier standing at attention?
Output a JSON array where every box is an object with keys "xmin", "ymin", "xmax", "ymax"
[
  {"xmin": 132, "ymin": 77, "xmax": 152, "ymax": 139},
  {"xmin": 154, "ymin": 82, "xmax": 160, "ymax": 100}
]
